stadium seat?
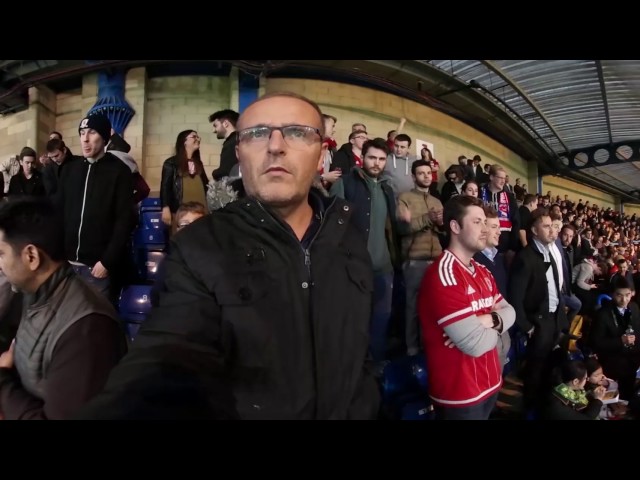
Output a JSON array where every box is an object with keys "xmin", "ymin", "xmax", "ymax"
[
  {"xmin": 140, "ymin": 197, "xmax": 161, "ymax": 213},
  {"xmin": 133, "ymin": 227, "xmax": 166, "ymax": 250},
  {"xmin": 136, "ymin": 249, "xmax": 166, "ymax": 282},
  {"xmin": 140, "ymin": 210, "xmax": 163, "ymax": 230},
  {"xmin": 119, "ymin": 285, "xmax": 153, "ymax": 341}
]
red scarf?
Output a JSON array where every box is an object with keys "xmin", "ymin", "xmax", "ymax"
[{"xmin": 324, "ymin": 137, "xmax": 337, "ymax": 150}]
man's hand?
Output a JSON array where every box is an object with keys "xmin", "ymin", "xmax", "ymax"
[
  {"xmin": 443, "ymin": 333, "xmax": 455, "ymax": 348},
  {"xmin": 161, "ymin": 206, "xmax": 172, "ymax": 227},
  {"xmin": 398, "ymin": 203, "xmax": 411, "ymax": 223},
  {"xmin": 91, "ymin": 261, "xmax": 109, "ymax": 279},
  {"xmin": 477, "ymin": 313, "xmax": 494, "ymax": 329},
  {"xmin": 0, "ymin": 339, "xmax": 15, "ymax": 369},
  {"xmin": 321, "ymin": 170, "xmax": 342, "ymax": 184},
  {"xmin": 592, "ymin": 385, "xmax": 606, "ymax": 401},
  {"xmin": 39, "ymin": 154, "xmax": 50, "ymax": 166}
]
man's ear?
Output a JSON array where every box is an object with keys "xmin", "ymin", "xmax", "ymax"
[
  {"xmin": 23, "ymin": 244, "xmax": 41, "ymax": 272},
  {"xmin": 450, "ymin": 219, "xmax": 461, "ymax": 235}
]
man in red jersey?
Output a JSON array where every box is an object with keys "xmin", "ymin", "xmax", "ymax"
[{"xmin": 418, "ymin": 195, "xmax": 515, "ymax": 420}]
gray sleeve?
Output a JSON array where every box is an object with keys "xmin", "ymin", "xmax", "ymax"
[
  {"xmin": 494, "ymin": 298, "xmax": 516, "ymax": 333},
  {"xmin": 575, "ymin": 264, "xmax": 592, "ymax": 290},
  {"xmin": 443, "ymin": 314, "xmax": 499, "ymax": 358}
]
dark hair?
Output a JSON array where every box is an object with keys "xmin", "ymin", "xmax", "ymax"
[
  {"xmin": 584, "ymin": 357, "xmax": 602, "ymax": 377},
  {"xmin": 420, "ymin": 146, "xmax": 434, "ymax": 161},
  {"xmin": 19, "ymin": 147, "xmax": 36, "ymax": 160},
  {"xmin": 394, "ymin": 133, "xmax": 412, "ymax": 146},
  {"xmin": 612, "ymin": 275, "xmax": 632, "ymax": 291},
  {"xmin": 46, "ymin": 138, "xmax": 66, "ymax": 153},
  {"xmin": 208, "ymin": 109, "xmax": 239, "ymax": 127},
  {"xmin": 387, "ymin": 130, "xmax": 396, "ymax": 138},
  {"xmin": 462, "ymin": 181, "xmax": 479, "ymax": 194},
  {"xmin": 361, "ymin": 138, "xmax": 389, "ymax": 158},
  {"xmin": 483, "ymin": 205, "xmax": 498, "ymax": 219},
  {"xmin": 561, "ymin": 224, "xmax": 576, "ymax": 234},
  {"xmin": 50, "ymin": 131, "xmax": 63, "ymax": 140},
  {"xmin": 107, "ymin": 132, "xmax": 131, "ymax": 153},
  {"xmin": 411, "ymin": 159, "xmax": 431, "ymax": 176},
  {"xmin": 559, "ymin": 360, "xmax": 587, "ymax": 384},
  {"xmin": 0, "ymin": 197, "xmax": 65, "ymax": 262},
  {"xmin": 444, "ymin": 195, "xmax": 484, "ymax": 234},
  {"xmin": 530, "ymin": 208, "xmax": 550, "ymax": 228},
  {"xmin": 175, "ymin": 130, "xmax": 204, "ymax": 177}
]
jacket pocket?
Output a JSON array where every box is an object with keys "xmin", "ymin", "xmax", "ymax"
[
  {"xmin": 214, "ymin": 272, "xmax": 271, "ymax": 369},
  {"xmin": 346, "ymin": 263, "xmax": 374, "ymax": 294}
]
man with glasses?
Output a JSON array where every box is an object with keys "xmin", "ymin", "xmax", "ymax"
[
  {"xmin": 479, "ymin": 165, "xmax": 520, "ymax": 260},
  {"xmin": 330, "ymin": 129, "xmax": 368, "ymax": 175},
  {"xmin": 42, "ymin": 138, "xmax": 78, "ymax": 197},
  {"xmin": 76, "ymin": 92, "xmax": 380, "ymax": 420}
]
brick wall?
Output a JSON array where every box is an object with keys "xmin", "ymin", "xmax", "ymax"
[
  {"xmin": 143, "ymin": 75, "xmax": 231, "ymax": 189},
  {"xmin": 265, "ymin": 78, "xmax": 534, "ymax": 190}
]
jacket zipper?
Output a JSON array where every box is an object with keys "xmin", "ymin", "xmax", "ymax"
[
  {"xmin": 256, "ymin": 196, "xmax": 337, "ymax": 417},
  {"xmin": 75, "ymin": 163, "xmax": 93, "ymax": 262}
]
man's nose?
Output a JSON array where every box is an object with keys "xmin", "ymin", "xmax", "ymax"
[{"xmin": 267, "ymin": 129, "xmax": 286, "ymax": 153}]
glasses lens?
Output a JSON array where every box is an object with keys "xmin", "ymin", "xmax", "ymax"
[{"xmin": 239, "ymin": 126, "xmax": 320, "ymax": 149}]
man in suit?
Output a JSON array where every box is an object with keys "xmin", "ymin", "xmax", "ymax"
[
  {"xmin": 474, "ymin": 206, "xmax": 510, "ymax": 369},
  {"xmin": 558, "ymin": 224, "xmax": 582, "ymax": 325},
  {"xmin": 509, "ymin": 208, "xmax": 567, "ymax": 415}
]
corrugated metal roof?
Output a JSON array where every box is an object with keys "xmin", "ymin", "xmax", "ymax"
[{"xmin": 421, "ymin": 60, "xmax": 640, "ymax": 198}]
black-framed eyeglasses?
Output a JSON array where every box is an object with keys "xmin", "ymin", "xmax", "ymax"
[{"xmin": 237, "ymin": 125, "xmax": 322, "ymax": 149}]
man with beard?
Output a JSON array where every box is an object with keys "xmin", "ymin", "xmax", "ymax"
[
  {"xmin": 209, "ymin": 109, "xmax": 239, "ymax": 180},
  {"xmin": 418, "ymin": 195, "xmax": 515, "ymax": 420},
  {"xmin": 397, "ymin": 160, "xmax": 444, "ymax": 357},
  {"xmin": 331, "ymin": 138, "xmax": 400, "ymax": 364}
]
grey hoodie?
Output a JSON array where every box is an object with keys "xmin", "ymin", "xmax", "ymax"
[{"xmin": 382, "ymin": 154, "xmax": 416, "ymax": 196}]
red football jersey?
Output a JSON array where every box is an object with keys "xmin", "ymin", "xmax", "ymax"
[{"xmin": 419, "ymin": 250, "xmax": 503, "ymax": 407}]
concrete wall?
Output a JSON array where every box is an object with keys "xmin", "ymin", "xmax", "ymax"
[
  {"xmin": 143, "ymin": 75, "xmax": 230, "ymax": 189},
  {"xmin": 265, "ymin": 78, "xmax": 535, "ymax": 191},
  {"xmin": 623, "ymin": 204, "xmax": 640, "ymax": 216},
  {"xmin": 542, "ymin": 175, "xmax": 617, "ymax": 209}
]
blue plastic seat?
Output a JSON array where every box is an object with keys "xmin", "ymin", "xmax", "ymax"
[
  {"xmin": 140, "ymin": 211, "xmax": 163, "ymax": 230},
  {"xmin": 596, "ymin": 294, "xmax": 612, "ymax": 309},
  {"xmin": 136, "ymin": 250, "xmax": 166, "ymax": 282},
  {"xmin": 133, "ymin": 227, "xmax": 166, "ymax": 250},
  {"xmin": 119, "ymin": 284, "xmax": 153, "ymax": 332},
  {"xmin": 140, "ymin": 197, "xmax": 161, "ymax": 213}
]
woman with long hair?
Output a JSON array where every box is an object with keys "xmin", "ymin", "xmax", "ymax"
[{"xmin": 160, "ymin": 130, "xmax": 209, "ymax": 227}]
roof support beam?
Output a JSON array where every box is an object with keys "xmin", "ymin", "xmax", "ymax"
[
  {"xmin": 480, "ymin": 60, "xmax": 571, "ymax": 154},
  {"xmin": 594, "ymin": 60, "xmax": 614, "ymax": 146}
]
